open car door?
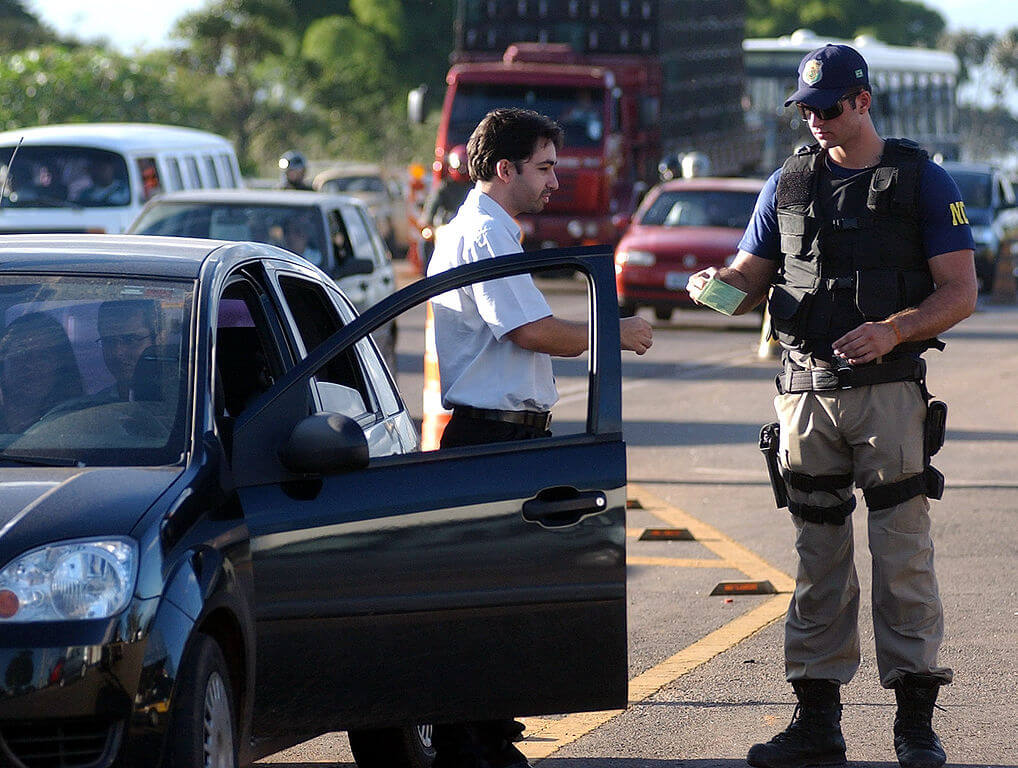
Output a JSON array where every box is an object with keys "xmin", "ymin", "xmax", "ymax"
[{"xmin": 232, "ymin": 247, "xmax": 628, "ymax": 735}]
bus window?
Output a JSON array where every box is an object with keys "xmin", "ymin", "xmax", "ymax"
[
  {"xmin": 165, "ymin": 157, "xmax": 184, "ymax": 192},
  {"xmin": 137, "ymin": 157, "xmax": 163, "ymax": 202},
  {"xmin": 185, "ymin": 156, "xmax": 202, "ymax": 189},
  {"xmin": 219, "ymin": 153, "xmax": 237, "ymax": 187},
  {"xmin": 203, "ymin": 155, "xmax": 220, "ymax": 188}
]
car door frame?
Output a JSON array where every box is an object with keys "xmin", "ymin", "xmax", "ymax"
[{"xmin": 232, "ymin": 246, "xmax": 628, "ymax": 735}]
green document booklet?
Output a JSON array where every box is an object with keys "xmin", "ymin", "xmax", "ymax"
[{"xmin": 695, "ymin": 274, "xmax": 747, "ymax": 315}]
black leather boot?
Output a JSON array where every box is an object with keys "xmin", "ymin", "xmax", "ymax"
[
  {"xmin": 747, "ymin": 679, "xmax": 848, "ymax": 768},
  {"xmin": 893, "ymin": 674, "xmax": 947, "ymax": 768}
]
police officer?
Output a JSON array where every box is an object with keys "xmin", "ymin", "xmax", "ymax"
[
  {"xmin": 686, "ymin": 44, "xmax": 976, "ymax": 768},
  {"xmin": 277, "ymin": 150, "xmax": 313, "ymax": 191},
  {"xmin": 427, "ymin": 107, "xmax": 652, "ymax": 767}
]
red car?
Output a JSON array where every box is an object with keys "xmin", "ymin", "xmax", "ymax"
[{"xmin": 614, "ymin": 177, "xmax": 766, "ymax": 320}]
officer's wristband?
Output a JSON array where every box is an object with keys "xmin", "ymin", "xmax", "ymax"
[{"xmin": 888, "ymin": 319, "xmax": 903, "ymax": 345}]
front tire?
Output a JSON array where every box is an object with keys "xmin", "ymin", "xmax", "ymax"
[
  {"xmin": 348, "ymin": 724, "xmax": 435, "ymax": 768},
  {"xmin": 163, "ymin": 634, "xmax": 237, "ymax": 768}
]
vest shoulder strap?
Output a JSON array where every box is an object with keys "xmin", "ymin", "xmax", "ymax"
[{"xmin": 776, "ymin": 146, "xmax": 821, "ymax": 208}]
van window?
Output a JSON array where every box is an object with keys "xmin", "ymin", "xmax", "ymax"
[
  {"xmin": 219, "ymin": 153, "xmax": 237, "ymax": 187},
  {"xmin": 0, "ymin": 146, "xmax": 129, "ymax": 208},
  {"xmin": 185, "ymin": 156, "xmax": 202, "ymax": 189},
  {"xmin": 165, "ymin": 158, "xmax": 184, "ymax": 192},
  {"xmin": 203, "ymin": 155, "xmax": 220, "ymax": 188},
  {"xmin": 137, "ymin": 157, "xmax": 162, "ymax": 202}
]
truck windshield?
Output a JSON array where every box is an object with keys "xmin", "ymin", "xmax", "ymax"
[
  {"xmin": 0, "ymin": 275, "xmax": 193, "ymax": 466},
  {"xmin": 0, "ymin": 146, "xmax": 131, "ymax": 208},
  {"xmin": 449, "ymin": 85, "xmax": 604, "ymax": 148},
  {"xmin": 945, "ymin": 171, "xmax": 992, "ymax": 210}
]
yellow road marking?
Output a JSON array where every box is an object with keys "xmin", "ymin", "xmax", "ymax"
[
  {"xmin": 628, "ymin": 555, "xmax": 737, "ymax": 569},
  {"xmin": 519, "ymin": 484, "xmax": 794, "ymax": 762}
]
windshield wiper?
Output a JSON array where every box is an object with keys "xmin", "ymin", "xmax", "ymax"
[{"xmin": 0, "ymin": 452, "xmax": 84, "ymax": 467}]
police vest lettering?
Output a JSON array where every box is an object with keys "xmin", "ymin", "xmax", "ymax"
[{"xmin": 769, "ymin": 138, "xmax": 937, "ymax": 360}]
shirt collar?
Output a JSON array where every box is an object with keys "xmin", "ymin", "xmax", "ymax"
[{"xmin": 467, "ymin": 188, "xmax": 522, "ymax": 243}]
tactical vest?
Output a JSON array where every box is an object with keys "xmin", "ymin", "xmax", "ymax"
[{"xmin": 768, "ymin": 138, "xmax": 937, "ymax": 361}]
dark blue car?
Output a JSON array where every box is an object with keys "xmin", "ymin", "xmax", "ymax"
[{"xmin": 0, "ymin": 235, "xmax": 629, "ymax": 768}]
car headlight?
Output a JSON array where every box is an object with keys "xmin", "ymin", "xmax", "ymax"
[
  {"xmin": 0, "ymin": 539, "xmax": 137, "ymax": 623},
  {"xmin": 615, "ymin": 249, "xmax": 656, "ymax": 267}
]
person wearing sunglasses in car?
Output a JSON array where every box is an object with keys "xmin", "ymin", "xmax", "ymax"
[{"xmin": 685, "ymin": 44, "xmax": 977, "ymax": 768}]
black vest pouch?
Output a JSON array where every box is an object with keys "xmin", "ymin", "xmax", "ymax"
[
  {"xmin": 867, "ymin": 167, "xmax": 897, "ymax": 215},
  {"xmin": 769, "ymin": 283, "xmax": 812, "ymax": 346},
  {"xmin": 777, "ymin": 211, "xmax": 819, "ymax": 258},
  {"xmin": 855, "ymin": 269, "xmax": 902, "ymax": 320}
]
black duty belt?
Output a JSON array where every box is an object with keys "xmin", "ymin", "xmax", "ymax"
[
  {"xmin": 452, "ymin": 405, "xmax": 552, "ymax": 431},
  {"xmin": 777, "ymin": 356, "xmax": 925, "ymax": 394}
]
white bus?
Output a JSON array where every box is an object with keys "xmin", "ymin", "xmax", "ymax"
[
  {"xmin": 0, "ymin": 123, "xmax": 243, "ymax": 234},
  {"xmin": 744, "ymin": 29, "xmax": 961, "ymax": 171}
]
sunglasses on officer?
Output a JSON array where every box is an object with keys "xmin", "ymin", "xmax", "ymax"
[{"xmin": 796, "ymin": 89, "xmax": 864, "ymax": 122}]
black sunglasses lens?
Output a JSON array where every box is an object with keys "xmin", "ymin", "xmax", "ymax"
[{"xmin": 798, "ymin": 100, "xmax": 845, "ymax": 122}]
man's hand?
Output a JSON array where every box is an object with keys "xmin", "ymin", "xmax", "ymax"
[
  {"xmin": 832, "ymin": 321, "xmax": 898, "ymax": 364},
  {"xmin": 685, "ymin": 267, "xmax": 717, "ymax": 306},
  {"xmin": 621, "ymin": 316, "xmax": 653, "ymax": 355}
]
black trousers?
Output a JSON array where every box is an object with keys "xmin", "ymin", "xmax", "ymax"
[{"xmin": 433, "ymin": 409, "xmax": 547, "ymax": 764}]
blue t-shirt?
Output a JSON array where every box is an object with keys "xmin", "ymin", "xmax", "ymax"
[{"xmin": 740, "ymin": 156, "xmax": 976, "ymax": 260}]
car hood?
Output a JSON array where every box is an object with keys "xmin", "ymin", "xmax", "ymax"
[
  {"xmin": 0, "ymin": 466, "xmax": 181, "ymax": 556},
  {"xmin": 620, "ymin": 225, "xmax": 743, "ymax": 260}
]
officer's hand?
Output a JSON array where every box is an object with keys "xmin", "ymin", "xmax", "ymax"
[
  {"xmin": 832, "ymin": 321, "xmax": 899, "ymax": 364},
  {"xmin": 620, "ymin": 316, "xmax": 653, "ymax": 355},
  {"xmin": 685, "ymin": 267, "xmax": 717, "ymax": 305}
]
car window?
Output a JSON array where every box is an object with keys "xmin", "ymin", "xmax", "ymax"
[
  {"xmin": 341, "ymin": 203, "xmax": 375, "ymax": 261},
  {"xmin": 203, "ymin": 155, "xmax": 220, "ymax": 188},
  {"xmin": 165, "ymin": 157, "xmax": 184, "ymax": 191},
  {"xmin": 328, "ymin": 209, "xmax": 355, "ymax": 265},
  {"xmin": 948, "ymin": 171, "xmax": 992, "ymax": 209},
  {"xmin": 640, "ymin": 189, "xmax": 759, "ymax": 229},
  {"xmin": 0, "ymin": 146, "xmax": 130, "ymax": 209},
  {"xmin": 277, "ymin": 275, "xmax": 377, "ymax": 421},
  {"xmin": 0, "ymin": 275, "xmax": 192, "ymax": 466},
  {"xmin": 214, "ymin": 279, "xmax": 285, "ymax": 422},
  {"xmin": 184, "ymin": 156, "xmax": 202, "ymax": 189},
  {"xmin": 137, "ymin": 157, "xmax": 162, "ymax": 202},
  {"xmin": 219, "ymin": 154, "xmax": 238, "ymax": 188},
  {"xmin": 353, "ymin": 206, "xmax": 389, "ymax": 267}
]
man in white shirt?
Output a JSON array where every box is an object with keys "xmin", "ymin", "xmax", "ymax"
[{"xmin": 426, "ymin": 107, "xmax": 652, "ymax": 768}]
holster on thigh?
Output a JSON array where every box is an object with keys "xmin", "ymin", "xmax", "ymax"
[{"xmin": 785, "ymin": 468, "xmax": 856, "ymax": 525}]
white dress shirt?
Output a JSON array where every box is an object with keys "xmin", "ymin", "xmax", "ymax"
[{"xmin": 426, "ymin": 189, "xmax": 556, "ymax": 411}]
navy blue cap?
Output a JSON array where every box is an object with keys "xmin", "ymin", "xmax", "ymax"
[{"xmin": 784, "ymin": 44, "xmax": 869, "ymax": 109}]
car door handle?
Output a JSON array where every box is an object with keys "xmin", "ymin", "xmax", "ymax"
[{"xmin": 522, "ymin": 487, "xmax": 607, "ymax": 528}]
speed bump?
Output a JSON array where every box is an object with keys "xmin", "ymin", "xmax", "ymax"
[
  {"xmin": 639, "ymin": 528, "xmax": 695, "ymax": 541},
  {"xmin": 710, "ymin": 580, "xmax": 778, "ymax": 596}
]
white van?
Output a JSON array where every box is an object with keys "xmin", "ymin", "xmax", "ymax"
[{"xmin": 0, "ymin": 123, "xmax": 243, "ymax": 234}]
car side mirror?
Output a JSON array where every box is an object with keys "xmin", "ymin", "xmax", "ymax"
[
  {"xmin": 336, "ymin": 257, "xmax": 374, "ymax": 277},
  {"xmin": 279, "ymin": 413, "xmax": 368, "ymax": 474}
]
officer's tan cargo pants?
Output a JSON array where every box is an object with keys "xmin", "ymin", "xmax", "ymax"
[{"xmin": 775, "ymin": 381, "xmax": 953, "ymax": 688}]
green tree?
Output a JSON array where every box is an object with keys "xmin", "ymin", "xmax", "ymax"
[
  {"xmin": 171, "ymin": 0, "xmax": 308, "ymax": 169},
  {"xmin": 0, "ymin": 0, "xmax": 56, "ymax": 50},
  {"xmin": 746, "ymin": 0, "xmax": 945, "ymax": 48}
]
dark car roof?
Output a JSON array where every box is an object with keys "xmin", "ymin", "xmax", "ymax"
[{"xmin": 0, "ymin": 234, "xmax": 295, "ymax": 279}]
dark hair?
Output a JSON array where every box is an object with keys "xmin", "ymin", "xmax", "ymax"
[
  {"xmin": 467, "ymin": 108, "xmax": 563, "ymax": 182},
  {"xmin": 98, "ymin": 299, "xmax": 158, "ymax": 339},
  {"xmin": 844, "ymin": 86, "xmax": 869, "ymax": 110}
]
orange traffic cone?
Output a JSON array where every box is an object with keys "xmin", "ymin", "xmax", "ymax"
[{"xmin": 421, "ymin": 301, "xmax": 451, "ymax": 450}]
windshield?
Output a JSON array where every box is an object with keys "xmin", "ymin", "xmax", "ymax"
[
  {"xmin": 321, "ymin": 175, "xmax": 386, "ymax": 194},
  {"xmin": 449, "ymin": 84, "xmax": 604, "ymax": 148},
  {"xmin": 639, "ymin": 190, "xmax": 760, "ymax": 229},
  {"xmin": 132, "ymin": 202, "xmax": 330, "ymax": 269},
  {"xmin": 0, "ymin": 146, "xmax": 131, "ymax": 208},
  {"xmin": 945, "ymin": 170, "xmax": 992, "ymax": 210},
  {"xmin": 0, "ymin": 275, "xmax": 193, "ymax": 466}
]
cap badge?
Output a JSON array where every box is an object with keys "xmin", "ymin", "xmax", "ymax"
[{"xmin": 803, "ymin": 59, "xmax": 823, "ymax": 85}]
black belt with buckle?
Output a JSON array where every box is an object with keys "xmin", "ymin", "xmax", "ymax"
[
  {"xmin": 453, "ymin": 405, "xmax": 552, "ymax": 431},
  {"xmin": 777, "ymin": 356, "xmax": 924, "ymax": 394}
]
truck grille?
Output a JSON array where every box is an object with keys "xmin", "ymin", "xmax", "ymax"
[{"xmin": 0, "ymin": 719, "xmax": 121, "ymax": 768}]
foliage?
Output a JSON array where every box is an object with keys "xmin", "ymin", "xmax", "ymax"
[
  {"xmin": 0, "ymin": 47, "xmax": 209, "ymax": 131},
  {"xmin": 0, "ymin": 0, "xmax": 56, "ymax": 50},
  {"xmin": 746, "ymin": 0, "xmax": 945, "ymax": 48}
]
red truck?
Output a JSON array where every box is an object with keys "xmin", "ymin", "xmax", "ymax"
[{"xmin": 411, "ymin": 0, "xmax": 757, "ymax": 252}]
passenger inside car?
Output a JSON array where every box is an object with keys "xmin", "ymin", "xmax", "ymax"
[{"xmin": 0, "ymin": 312, "xmax": 84, "ymax": 433}]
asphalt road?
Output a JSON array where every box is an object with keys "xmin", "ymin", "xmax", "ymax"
[{"xmin": 260, "ymin": 269, "xmax": 1018, "ymax": 767}]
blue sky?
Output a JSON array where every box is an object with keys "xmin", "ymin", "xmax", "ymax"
[{"xmin": 28, "ymin": 0, "xmax": 1018, "ymax": 52}]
